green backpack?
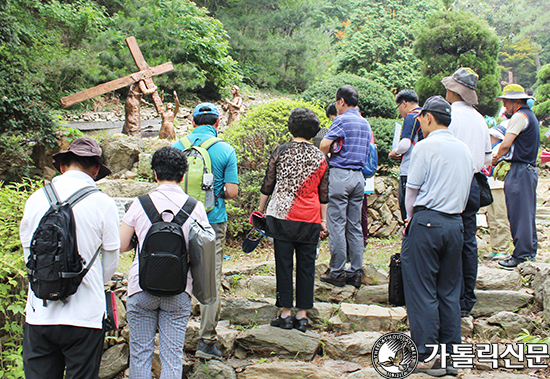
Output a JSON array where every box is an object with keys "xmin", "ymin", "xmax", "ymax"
[{"xmin": 180, "ymin": 136, "xmax": 221, "ymax": 212}]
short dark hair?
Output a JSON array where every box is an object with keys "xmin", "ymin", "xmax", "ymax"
[
  {"xmin": 194, "ymin": 107, "xmax": 219, "ymax": 126},
  {"xmin": 336, "ymin": 85, "xmax": 358, "ymax": 107},
  {"xmin": 61, "ymin": 152, "xmax": 99, "ymax": 170},
  {"xmin": 288, "ymin": 108, "xmax": 320, "ymax": 140},
  {"xmin": 526, "ymin": 88, "xmax": 534, "ymax": 96},
  {"xmin": 420, "ymin": 109, "xmax": 451, "ymax": 127},
  {"xmin": 151, "ymin": 147, "xmax": 188, "ymax": 182},
  {"xmin": 325, "ymin": 103, "xmax": 337, "ymax": 118},
  {"xmin": 396, "ymin": 89, "xmax": 419, "ymax": 104}
]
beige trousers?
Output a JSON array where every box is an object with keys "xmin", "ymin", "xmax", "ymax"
[{"xmin": 486, "ymin": 188, "xmax": 511, "ymax": 254}]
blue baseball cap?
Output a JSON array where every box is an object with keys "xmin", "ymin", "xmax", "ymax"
[{"xmin": 193, "ymin": 103, "xmax": 219, "ymax": 118}]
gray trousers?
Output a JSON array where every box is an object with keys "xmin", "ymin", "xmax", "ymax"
[
  {"xmin": 199, "ymin": 222, "xmax": 226, "ymax": 343},
  {"xmin": 327, "ymin": 167, "xmax": 365, "ymax": 275}
]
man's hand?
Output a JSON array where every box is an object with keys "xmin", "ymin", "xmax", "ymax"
[{"xmin": 389, "ymin": 150, "xmax": 402, "ymax": 160}]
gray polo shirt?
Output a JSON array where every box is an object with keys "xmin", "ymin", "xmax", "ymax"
[{"xmin": 406, "ymin": 129, "xmax": 474, "ymax": 215}]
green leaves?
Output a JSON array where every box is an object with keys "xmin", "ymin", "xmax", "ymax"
[{"xmin": 414, "ymin": 9, "xmax": 501, "ymax": 116}]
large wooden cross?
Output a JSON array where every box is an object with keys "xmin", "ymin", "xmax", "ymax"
[{"xmin": 60, "ymin": 36, "xmax": 172, "ymax": 111}]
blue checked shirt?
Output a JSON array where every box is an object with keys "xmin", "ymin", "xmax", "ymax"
[{"xmin": 324, "ymin": 108, "xmax": 371, "ymax": 170}]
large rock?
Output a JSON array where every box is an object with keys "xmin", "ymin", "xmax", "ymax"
[
  {"xmin": 137, "ymin": 153, "xmax": 153, "ymax": 179},
  {"xmin": 461, "ymin": 316, "xmax": 474, "ymax": 338},
  {"xmin": 355, "ymin": 285, "xmax": 388, "ymax": 305},
  {"xmin": 98, "ymin": 343, "xmax": 129, "ymax": 379},
  {"xmin": 330, "ymin": 303, "xmax": 406, "ymax": 332},
  {"xmin": 115, "ymin": 295, "xmax": 127, "ymax": 328},
  {"xmin": 235, "ymin": 325, "xmax": 320, "ymax": 360},
  {"xmin": 486, "ymin": 311, "xmax": 534, "ymax": 338},
  {"xmin": 101, "ymin": 135, "xmax": 146, "ymax": 174},
  {"xmin": 308, "ymin": 302, "xmax": 338, "ymax": 329},
  {"xmin": 189, "ymin": 359, "xmax": 237, "ymax": 379},
  {"xmin": 220, "ymin": 297, "xmax": 277, "ymax": 326},
  {"xmin": 476, "ymin": 267, "xmax": 522, "ymax": 290},
  {"xmin": 362, "ymin": 265, "xmax": 389, "ymax": 286},
  {"xmin": 223, "ymin": 261, "xmax": 276, "ymax": 276},
  {"xmin": 529, "ymin": 263, "xmax": 550, "ymax": 319},
  {"xmin": 97, "ymin": 179, "xmax": 157, "ymax": 198},
  {"xmin": 237, "ymin": 362, "xmax": 339, "ymax": 379},
  {"xmin": 314, "ymin": 281, "xmax": 356, "ymax": 303},
  {"xmin": 473, "ymin": 319, "xmax": 501, "ymax": 339},
  {"xmin": 321, "ymin": 331, "xmax": 382, "ymax": 360},
  {"xmin": 471, "ymin": 290, "xmax": 533, "ymax": 317},
  {"xmin": 248, "ymin": 276, "xmax": 277, "ymax": 298}
]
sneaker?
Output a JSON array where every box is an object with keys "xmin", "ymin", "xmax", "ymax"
[
  {"xmin": 270, "ymin": 314, "xmax": 294, "ymax": 329},
  {"xmin": 413, "ymin": 357, "xmax": 446, "ymax": 377},
  {"xmin": 492, "ymin": 253, "xmax": 511, "ymax": 261},
  {"xmin": 195, "ymin": 338, "xmax": 222, "ymax": 360},
  {"xmin": 320, "ymin": 271, "xmax": 346, "ymax": 287},
  {"xmin": 498, "ymin": 257, "xmax": 522, "ymax": 270},
  {"xmin": 345, "ymin": 270, "xmax": 363, "ymax": 289},
  {"xmin": 446, "ymin": 358, "xmax": 459, "ymax": 376}
]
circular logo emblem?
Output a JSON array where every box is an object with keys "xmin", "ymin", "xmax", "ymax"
[{"xmin": 371, "ymin": 332, "xmax": 418, "ymax": 379}]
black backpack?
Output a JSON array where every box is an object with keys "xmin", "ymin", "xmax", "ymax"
[
  {"xmin": 27, "ymin": 184, "xmax": 100, "ymax": 303},
  {"xmin": 137, "ymin": 194, "xmax": 197, "ymax": 297}
]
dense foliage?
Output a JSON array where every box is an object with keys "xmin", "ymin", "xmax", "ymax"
[
  {"xmin": 533, "ymin": 64, "xmax": 550, "ymax": 125},
  {"xmin": 0, "ymin": 180, "xmax": 40, "ymax": 378},
  {"xmin": 300, "ymin": 73, "xmax": 398, "ymax": 119},
  {"xmin": 370, "ymin": 118, "xmax": 399, "ymax": 168},
  {"xmin": 335, "ymin": 0, "xmax": 442, "ymax": 93},
  {"xmin": 414, "ymin": 10, "xmax": 501, "ymax": 116},
  {"xmin": 213, "ymin": 0, "xmax": 333, "ymax": 92},
  {"xmin": 222, "ymin": 99, "xmax": 331, "ymax": 238}
]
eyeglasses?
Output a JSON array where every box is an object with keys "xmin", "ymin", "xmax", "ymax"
[{"xmin": 396, "ymin": 101, "xmax": 404, "ymax": 109}]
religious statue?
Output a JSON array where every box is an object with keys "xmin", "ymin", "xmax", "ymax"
[
  {"xmin": 158, "ymin": 91, "xmax": 180, "ymax": 140},
  {"xmin": 222, "ymin": 85, "xmax": 243, "ymax": 126},
  {"xmin": 122, "ymin": 80, "xmax": 157, "ymax": 137}
]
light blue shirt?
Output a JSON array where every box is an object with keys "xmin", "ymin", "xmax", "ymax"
[
  {"xmin": 172, "ymin": 125, "xmax": 239, "ymax": 224},
  {"xmin": 407, "ymin": 129, "xmax": 474, "ymax": 214}
]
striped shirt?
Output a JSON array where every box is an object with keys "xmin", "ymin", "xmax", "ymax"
[{"xmin": 324, "ymin": 108, "xmax": 371, "ymax": 170}]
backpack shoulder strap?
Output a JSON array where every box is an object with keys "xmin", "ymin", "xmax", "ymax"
[
  {"xmin": 199, "ymin": 137, "xmax": 222, "ymax": 150},
  {"xmin": 43, "ymin": 183, "xmax": 60, "ymax": 207},
  {"xmin": 66, "ymin": 186, "xmax": 99, "ymax": 208},
  {"xmin": 173, "ymin": 196, "xmax": 198, "ymax": 226},
  {"xmin": 180, "ymin": 136, "xmax": 193, "ymax": 149},
  {"xmin": 138, "ymin": 195, "xmax": 162, "ymax": 224}
]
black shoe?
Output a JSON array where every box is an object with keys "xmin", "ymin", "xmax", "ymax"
[
  {"xmin": 345, "ymin": 270, "xmax": 363, "ymax": 288},
  {"xmin": 293, "ymin": 317, "xmax": 308, "ymax": 332},
  {"xmin": 195, "ymin": 338, "xmax": 222, "ymax": 360},
  {"xmin": 270, "ymin": 314, "xmax": 294, "ymax": 329},
  {"xmin": 320, "ymin": 272, "xmax": 346, "ymax": 287},
  {"xmin": 460, "ymin": 309, "xmax": 470, "ymax": 318},
  {"xmin": 498, "ymin": 257, "xmax": 522, "ymax": 270},
  {"xmin": 446, "ymin": 358, "xmax": 458, "ymax": 376}
]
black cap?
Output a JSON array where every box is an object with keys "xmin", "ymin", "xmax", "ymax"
[{"xmin": 421, "ymin": 95, "xmax": 452, "ymax": 116}]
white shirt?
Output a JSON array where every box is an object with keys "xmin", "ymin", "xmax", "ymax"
[
  {"xmin": 448, "ymin": 101, "xmax": 491, "ymax": 173},
  {"xmin": 20, "ymin": 170, "xmax": 120, "ymax": 329},
  {"xmin": 123, "ymin": 184, "xmax": 209, "ymax": 297},
  {"xmin": 407, "ymin": 129, "xmax": 474, "ymax": 214}
]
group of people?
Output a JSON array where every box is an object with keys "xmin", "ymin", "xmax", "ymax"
[
  {"xmin": 387, "ymin": 69, "xmax": 539, "ymax": 376},
  {"xmin": 20, "ymin": 101, "xmax": 239, "ymax": 378},
  {"xmin": 19, "ymin": 72, "xmax": 540, "ymax": 378}
]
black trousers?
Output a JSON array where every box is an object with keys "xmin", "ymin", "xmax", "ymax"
[
  {"xmin": 401, "ymin": 209, "xmax": 463, "ymax": 360},
  {"xmin": 460, "ymin": 177, "xmax": 480, "ymax": 312},
  {"xmin": 273, "ymin": 239, "xmax": 316, "ymax": 310},
  {"xmin": 23, "ymin": 323, "xmax": 104, "ymax": 379},
  {"xmin": 398, "ymin": 175, "xmax": 407, "ymax": 222}
]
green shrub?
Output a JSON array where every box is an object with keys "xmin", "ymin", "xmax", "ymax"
[
  {"xmin": 300, "ymin": 73, "xmax": 398, "ymax": 119},
  {"xmin": 370, "ymin": 118, "xmax": 400, "ymax": 168},
  {"xmin": 222, "ymin": 99, "xmax": 331, "ymax": 238},
  {"xmin": 0, "ymin": 179, "xmax": 40, "ymax": 378},
  {"xmin": 540, "ymin": 127, "xmax": 550, "ymax": 150}
]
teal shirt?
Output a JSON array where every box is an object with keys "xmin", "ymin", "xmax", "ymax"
[{"xmin": 172, "ymin": 125, "xmax": 239, "ymax": 224}]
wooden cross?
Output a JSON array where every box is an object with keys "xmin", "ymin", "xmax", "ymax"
[{"xmin": 60, "ymin": 36, "xmax": 172, "ymax": 109}]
